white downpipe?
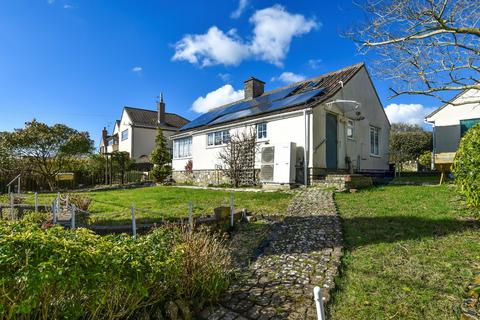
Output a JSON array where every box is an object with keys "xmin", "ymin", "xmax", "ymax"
[{"xmin": 303, "ymin": 109, "xmax": 309, "ymax": 186}]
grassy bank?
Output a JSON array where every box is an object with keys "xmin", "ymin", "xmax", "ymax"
[
  {"xmin": 21, "ymin": 186, "xmax": 293, "ymax": 225},
  {"xmin": 330, "ymin": 184, "xmax": 480, "ymax": 319}
]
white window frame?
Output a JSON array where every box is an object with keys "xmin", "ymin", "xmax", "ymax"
[
  {"xmin": 121, "ymin": 129, "xmax": 128, "ymax": 141},
  {"xmin": 370, "ymin": 126, "xmax": 380, "ymax": 156},
  {"xmin": 256, "ymin": 122, "xmax": 267, "ymax": 140},
  {"xmin": 173, "ymin": 136, "xmax": 192, "ymax": 159},
  {"xmin": 207, "ymin": 130, "xmax": 230, "ymax": 147},
  {"xmin": 346, "ymin": 119, "xmax": 354, "ymax": 140}
]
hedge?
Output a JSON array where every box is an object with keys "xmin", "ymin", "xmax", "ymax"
[
  {"xmin": 453, "ymin": 123, "xmax": 480, "ymax": 208},
  {"xmin": 0, "ymin": 220, "xmax": 231, "ymax": 319}
]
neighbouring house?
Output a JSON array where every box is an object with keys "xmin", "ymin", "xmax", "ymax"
[
  {"xmin": 171, "ymin": 63, "xmax": 390, "ymax": 187},
  {"xmin": 100, "ymin": 96, "xmax": 190, "ymax": 164},
  {"xmin": 425, "ymin": 88, "xmax": 480, "ymax": 167}
]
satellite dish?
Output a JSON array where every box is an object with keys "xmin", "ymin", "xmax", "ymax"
[{"xmin": 325, "ymin": 100, "xmax": 361, "ymax": 113}]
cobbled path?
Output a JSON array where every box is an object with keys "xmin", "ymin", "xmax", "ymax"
[{"xmin": 201, "ymin": 189, "xmax": 343, "ymax": 320}]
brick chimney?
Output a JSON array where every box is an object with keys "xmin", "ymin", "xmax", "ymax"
[
  {"xmin": 244, "ymin": 77, "xmax": 265, "ymax": 100},
  {"xmin": 157, "ymin": 93, "xmax": 165, "ymax": 124},
  {"xmin": 102, "ymin": 127, "xmax": 108, "ymax": 141}
]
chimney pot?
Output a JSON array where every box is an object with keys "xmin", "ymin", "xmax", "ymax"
[{"xmin": 244, "ymin": 77, "xmax": 265, "ymax": 100}]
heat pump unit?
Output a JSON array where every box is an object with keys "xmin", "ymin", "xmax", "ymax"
[
  {"xmin": 260, "ymin": 146, "xmax": 275, "ymax": 182},
  {"xmin": 273, "ymin": 142, "xmax": 296, "ymax": 184},
  {"xmin": 260, "ymin": 143, "xmax": 296, "ymax": 184}
]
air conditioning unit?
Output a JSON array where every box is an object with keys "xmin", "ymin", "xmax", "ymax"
[
  {"xmin": 260, "ymin": 146, "xmax": 275, "ymax": 182},
  {"xmin": 260, "ymin": 143, "xmax": 296, "ymax": 184}
]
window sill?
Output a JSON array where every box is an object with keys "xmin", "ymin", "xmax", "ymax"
[
  {"xmin": 369, "ymin": 154, "xmax": 381, "ymax": 158},
  {"xmin": 206, "ymin": 144, "xmax": 227, "ymax": 149},
  {"xmin": 173, "ymin": 156, "xmax": 192, "ymax": 160}
]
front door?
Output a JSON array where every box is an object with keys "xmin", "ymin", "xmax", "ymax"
[{"xmin": 326, "ymin": 113, "xmax": 338, "ymax": 170}]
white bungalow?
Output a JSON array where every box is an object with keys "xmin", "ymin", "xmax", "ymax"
[
  {"xmin": 171, "ymin": 63, "xmax": 390, "ymax": 187},
  {"xmin": 425, "ymin": 88, "xmax": 480, "ymax": 166}
]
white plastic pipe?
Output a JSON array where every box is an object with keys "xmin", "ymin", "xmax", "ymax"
[
  {"xmin": 71, "ymin": 204, "xmax": 76, "ymax": 229},
  {"xmin": 313, "ymin": 286, "xmax": 326, "ymax": 320},
  {"xmin": 131, "ymin": 204, "xmax": 137, "ymax": 239}
]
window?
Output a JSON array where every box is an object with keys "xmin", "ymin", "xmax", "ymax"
[
  {"xmin": 460, "ymin": 118, "xmax": 480, "ymax": 137},
  {"xmin": 107, "ymin": 139, "xmax": 114, "ymax": 146},
  {"xmin": 121, "ymin": 129, "xmax": 128, "ymax": 141},
  {"xmin": 173, "ymin": 137, "xmax": 192, "ymax": 159},
  {"xmin": 347, "ymin": 120, "xmax": 354, "ymax": 139},
  {"xmin": 207, "ymin": 130, "xmax": 230, "ymax": 146},
  {"xmin": 370, "ymin": 126, "xmax": 379, "ymax": 156},
  {"xmin": 256, "ymin": 122, "xmax": 267, "ymax": 139}
]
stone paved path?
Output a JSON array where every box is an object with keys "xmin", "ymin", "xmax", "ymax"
[{"xmin": 201, "ymin": 189, "xmax": 343, "ymax": 320}]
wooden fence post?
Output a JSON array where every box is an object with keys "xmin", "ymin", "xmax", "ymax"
[
  {"xmin": 230, "ymin": 193, "xmax": 234, "ymax": 228},
  {"xmin": 71, "ymin": 204, "xmax": 76, "ymax": 229},
  {"xmin": 56, "ymin": 192, "xmax": 60, "ymax": 215},
  {"xmin": 52, "ymin": 201, "xmax": 57, "ymax": 224},
  {"xmin": 188, "ymin": 201, "xmax": 193, "ymax": 232},
  {"xmin": 131, "ymin": 204, "xmax": 137, "ymax": 239},
  {"xmin": 9, "ymin": 193, "xmax": 14, "ymax": 220}
]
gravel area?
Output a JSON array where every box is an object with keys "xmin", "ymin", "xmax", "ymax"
[{"xmin": 201, "ymin": 188, "xmax": 343, "ymax": 320}]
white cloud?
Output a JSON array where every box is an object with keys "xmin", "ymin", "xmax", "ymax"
[
  {"xmin": 308, "ymin": 58, "xmax": 322, "ymax": 69},
  {"xmin": 231, "ymin": 0, "xmax": 248, "ymax": 19},
  {"xmin": 132, "ymin": 66, "xmax": 143, "ymax": 73},
  {"xmin": 271, "ymin": 72, "xmax": 306, "ymax": 84},
  {"xmin": 192, "ymin": 85, "xmax": 244, "ymax": 113},
  {"xmin": 47, "ymin": 0, "xmax": 55, "ymax": 4},
  {"xmin": 249, "ymin": 5, "xmax": 318, "ymax": 66},
  {"xmin": 173, "ymin": 5, "xmax": 318, "ymax": 67},
  {"xmin": 172, "ymin": 26, "xmax": 248, "ymax": 67},
  {"xmin": 384, "ymin": 103, "xmax": 436, "ymax": 126},
  {"xmin": 63, "ymin": 4, "xmax": 74, "ymax": 9},
  {"xmin": 218, "ymin": 73, "xmax": 231, "ymax": 82}
]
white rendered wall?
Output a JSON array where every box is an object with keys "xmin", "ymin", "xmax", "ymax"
[
  {"xmin": 172, "ymin": 111, "xmax": 307, "ymax": 171},
  {"xmin": 426, "ymin": 89, "xmax": 480, "ymax": 126},
  {"xmin": 118, "ymin": 110, "xmax": 132, "ymax": 156},
  {"xmin": 312, "ymin": 67, "xmax": 390, "ymax": 171}
]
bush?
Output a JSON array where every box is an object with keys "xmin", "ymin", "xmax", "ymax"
[
  {"xmin": 418, "ymin": 151, "xmax": 432, "ymax": 169},
  {"xmin": 67, "ymin": 193, "xmax": 92, "ymax": 211},
  {"xmin": 21, "ymin": 211, "xmax": 50, "ymax": 224},
  {"xmin": 0, "ymin": 222, "xmax": 232, "ymax": 319},
  {"xmin": 453, "ymin": 123, "xmax": 480, "ymax": 207}
]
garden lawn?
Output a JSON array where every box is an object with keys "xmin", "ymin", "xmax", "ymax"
[
  {"xmin": 330, "ymin": 184, "xmax": 480, "ymax": 319},
  {"xmin": 26, "ymin": 186, "xmax": 293, "ymax": 225}
]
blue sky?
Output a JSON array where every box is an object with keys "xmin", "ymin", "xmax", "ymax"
[{"xmin": 0, "ymin": 0, "xmax": 439, "ymax": 145}]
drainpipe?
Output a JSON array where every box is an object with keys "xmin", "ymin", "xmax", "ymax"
[{"xmin": 303, "ymin": 108, "xmax": 310, "ymax": 186}]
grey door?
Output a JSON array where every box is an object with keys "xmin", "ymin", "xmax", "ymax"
[{"xmin": 326, "ymin": 113, "xmax": 338, "ymax": 170}]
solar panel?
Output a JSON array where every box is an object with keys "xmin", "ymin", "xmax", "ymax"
[
  {"xmin": 269, "ymin": 88, "xmax": 324, "ymax": 111},
  {"xmin": 180, "ymin": 107, "xmax": 225, "ymax": 130},
  {"xmin": 180, "ymin": 84, "xmax": 304, "ymax": 130},
  {"xmin": 208, "ymin": 88, "xmax": 325, "ymax": 126}
]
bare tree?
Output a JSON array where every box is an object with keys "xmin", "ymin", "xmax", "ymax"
[
  {"xmin": 347, "ymin": 0, "xmax": 480, "ymax": 104},
  {"xmin": 217, "ymin": 129, "xmax": 257, "ymax": 187}
]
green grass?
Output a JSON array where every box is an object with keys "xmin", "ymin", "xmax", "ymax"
[
  {"xmin": 390, "ymin": 174, "xmax": 442, "ymax": 185},
  {"xmin": 21, "ymin": 186, "xmax": 293, "ymax": 225},
  {"xmin": 330, "ymin": 185, "xmax": 480, "ymax": 319}
]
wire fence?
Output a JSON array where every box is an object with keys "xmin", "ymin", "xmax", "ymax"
[
  {"xmin": 0, "ymin": 170, "xmax": 153, "ymax": 194},
  {"xmin": 0, "ymin": 190, "xmax": 244, "ymax": 235}
]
